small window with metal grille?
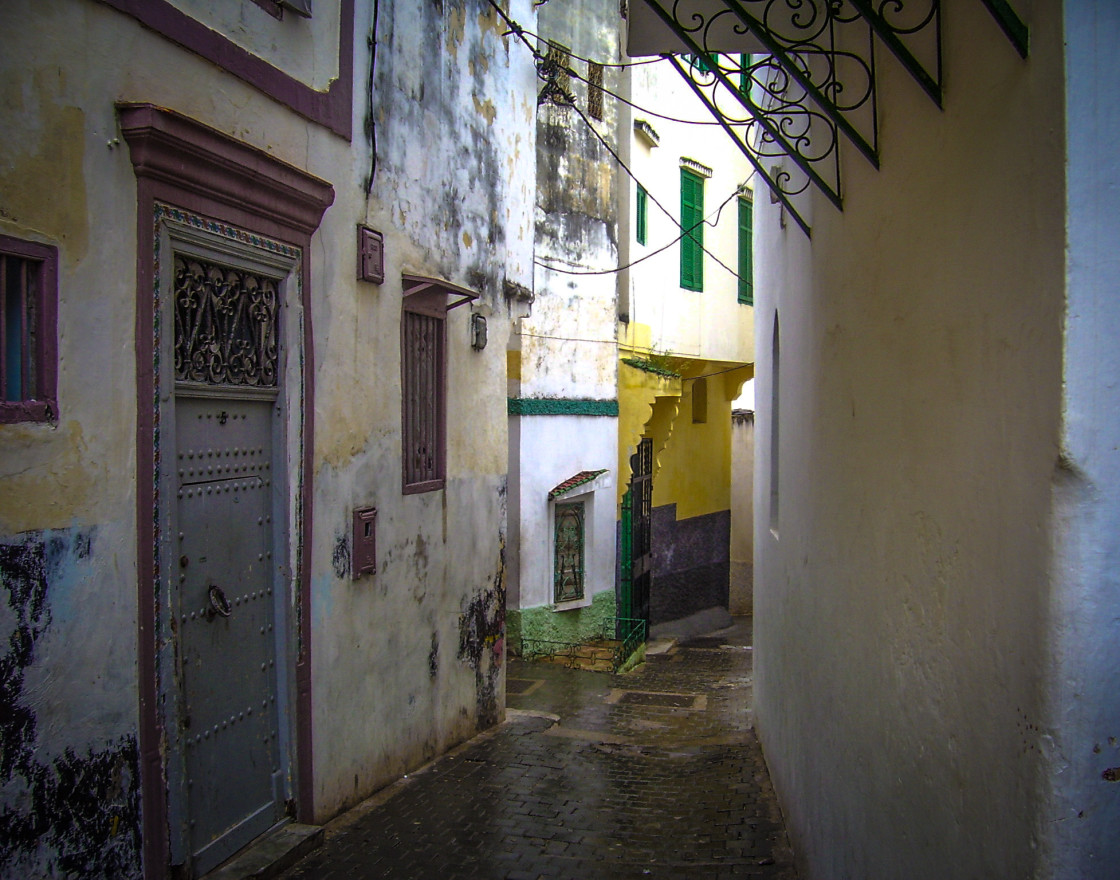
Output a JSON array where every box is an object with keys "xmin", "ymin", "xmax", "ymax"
[
  {"xmin": 587, "ymin": 61, "xmax": 604, "ymax": 120},
  {"xmin": 401, "ymin": 293, "xmax": 446, "ymax": 494},
  {"xmin": 1, "ymin": 235, "xmax": 58, "ymax": 424},
  {"xmin": 554, "ymin": 501, "xmax": 586, "ymax": 603}
]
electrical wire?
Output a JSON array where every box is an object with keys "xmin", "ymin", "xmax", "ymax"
[
  {"xmin": 566, "ymin": 97, "xmax": 747, "ymax": 281},
  {"xmin": 563, "ymin": 56, "xmax": 728, "ymax": 126},
  {"xmin": 517, "ymin": 23, "xmax": 668, "ymax": 70},
  {"xmin": 519, "ymin": 331, "xmax": 617, "ymax": 345},
  {"xmin": 534, "ymin": 183, "xmax": 744, "ymax": 276},
  {"xmin": 486, "ymin": 0, "xmax": 751, "ymax": 282},
  {"xmin": 363, "ymin": 0, "xmax": 379, "ymax": 196}
]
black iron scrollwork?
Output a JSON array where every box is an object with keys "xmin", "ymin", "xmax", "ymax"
[
  {"xmin": 643, "ymin": 0, "xmax": 952, "ymax": 236},
  {"xmin": 174, "ymin": 256, "xmax": 280, "ymax": 387}
]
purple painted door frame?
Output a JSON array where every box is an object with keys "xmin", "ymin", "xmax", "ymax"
[{"xmin": 119, "ymin": 103, "xmax": 334, "ymax": 879}]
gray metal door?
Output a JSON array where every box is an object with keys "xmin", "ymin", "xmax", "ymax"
[
  {"xmin": 168, "ymin": 249, "xmax": 288, "ymax": 875},
  {"xmin": 175, "ymin": 395, "xmax": 283, "ymax": 873}
]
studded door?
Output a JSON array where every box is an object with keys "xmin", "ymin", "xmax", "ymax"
[{"xmin": 170, "ymin": 253, "xmax": 286, "ymax": 874}]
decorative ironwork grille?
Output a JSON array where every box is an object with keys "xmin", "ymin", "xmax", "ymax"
[
  {"xmin": 587, "ymin": 61, "xmax": 604, "ymax": 120},
  {"xmin": 554, "ymin": 501, "xmax": 586, "ymax": 603},
  {"xmin": 173, "ymin": 255, "xmax": 279, "ymax": 387},
  {"xmin": 402, "ymin": 308, "xmax": 445, "ymax": 490}
]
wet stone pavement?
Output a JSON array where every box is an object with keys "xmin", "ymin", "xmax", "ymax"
[{"xmin": 279, "ymin": 617, "xmax": 798, "ymax": 879}]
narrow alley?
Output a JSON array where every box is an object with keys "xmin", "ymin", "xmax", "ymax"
[{"xmin": 276, "ymin": 619, "xmax": 796, "ymax": 879}]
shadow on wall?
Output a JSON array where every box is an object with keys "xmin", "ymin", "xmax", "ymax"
[{"xmin": 730, "ymin": 409, "xmax": 755, "ymax": 615}]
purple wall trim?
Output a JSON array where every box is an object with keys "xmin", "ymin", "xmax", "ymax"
[
  {"xmin": 0, "ymin": 235, "xmax": 58, "ymax": 424},
  {"xmin": 97, "ymin": 0, "xmax": 355, "ymax": 140},
  {"xmin": 120, "ymin": 104, "xmax": 333, "ymax": 879}
]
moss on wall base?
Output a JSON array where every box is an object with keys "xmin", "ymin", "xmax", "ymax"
[{"xmin": 508, "ymin": 590, "xmax": 617, "ymax": 653}]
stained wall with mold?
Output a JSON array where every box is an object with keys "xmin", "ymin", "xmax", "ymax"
[
  {"xmin": 305, "ymin": 0, "xmax": 537, "ymax": 822},
  {"xmin": 0, "ymin": 0, "xmax": 537, "ymax": 873},
  {"xmin": 506, "ymin": 0, "xmax": 621, "ymax": 642}
]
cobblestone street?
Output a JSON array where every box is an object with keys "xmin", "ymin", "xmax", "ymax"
[{"xmin": 279, "ymin": 618, "xmax": 797, "ymax": 879}]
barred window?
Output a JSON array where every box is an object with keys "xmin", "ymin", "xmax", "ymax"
[
  {"xmin": 587, "ymin": 61, "xmax": 604, "ymax": 120},
  {"xmin": 401, "ymin": 294, "xmax": 446, "ymax": 494},
  {"xmin": 1, "ymin": 235, "xmax": 58, "ymax": 423}
]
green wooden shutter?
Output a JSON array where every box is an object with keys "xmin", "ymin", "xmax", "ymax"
[
  {"xmin": 636, "ymin": 185, "xmax": 648, "ymax": 245},
  {"xmin": 680, "ymin": 168, "xmax": 704, "ymax": 291},
  {"xmin": 738, "ymin": 196, "xmax": 753, "ymax": 305}
]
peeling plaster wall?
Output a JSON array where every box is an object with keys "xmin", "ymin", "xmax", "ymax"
[
  {"xmin": 310, "ymin": 0, "xmax": 537, "ymax": 819},
  {"xmin": 0, "ymin": 528, "xmax": 140, "ymax": 879},
  {"xmin": 1, "ymin": 0, "xmax": 538, "ymax": 868},
  {"xmin": 521, "ymin": 0, "xmax": 621, "ymax": 403},
  {"xmin": 507, "ymin": 0, "xmax": 620, "ymax": 626},
  {"xmin": 752, "ymin": 3, "xmax": 1065, "ymax": 877}
]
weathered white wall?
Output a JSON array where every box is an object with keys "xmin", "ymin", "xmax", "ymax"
[
  {"xmin": 752, "ymin": 2, "xmax": 1066, "ymax": 876},
  {"xmin": 509, "ymin": 415, "xmax": 616, "ymax": 610},
  {"xmin": 624, "ymin": 59, "xmax": 753, "ymax": 365},
  {"xmin": 1040, "ymin": 2, "xmax": 1120, "ymax": 873}
]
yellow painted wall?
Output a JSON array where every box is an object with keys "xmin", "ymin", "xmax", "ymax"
[{"xmin": 651, "ymin": 368, "xmax": 750, "ymax": 520}]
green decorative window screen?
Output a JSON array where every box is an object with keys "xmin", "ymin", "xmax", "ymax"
[
  {"xmin": 680, "ymin": 168, "xmax": 704, "ymax": 291},
  {"xmin": 554, "ymin": 502, "xmax": 585, "ymax": 603},
  {"xmin": 738, "ymin": 196, "xmax": 753, "ymax": 305},
  {"xmin": 636, "ymin": 185, "xmax": 648, "ymax": 246}
]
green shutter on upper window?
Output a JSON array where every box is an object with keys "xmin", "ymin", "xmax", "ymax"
[
  {"xmin": 738, "ymin": 196, "xmax": 753, "ymax": 305},
  {"xmin": 636, "ymin": 185, "xmax": 648, "ymax": 245},
  {"xmin": 680, "ymin": 168, "xmax": 704, "ymax": 291}
]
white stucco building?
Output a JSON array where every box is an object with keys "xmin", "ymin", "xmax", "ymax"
[{"xmin": 721, "ymin": 0, "xmax": 1120, "ymax": 876}]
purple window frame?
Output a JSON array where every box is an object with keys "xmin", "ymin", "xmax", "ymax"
[
  {"xmin": 401, "ymin": 292, "xmax": 447, "ymax": 494},
  {"xmin": 0, "ymin": 235, "xmax": 58, "ymax": 424},
  {"xmin": 96, "ymin": 0, "xmax": 354, "ymax": 140}
]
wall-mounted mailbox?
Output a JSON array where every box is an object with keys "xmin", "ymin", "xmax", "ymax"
[
  {"xmin": 357, "ymin": 225, "xmax": 384, "ymax": 284},
  {"xmin": 352, "ymin": 507, "xmax": 377, "ymax": 579}
]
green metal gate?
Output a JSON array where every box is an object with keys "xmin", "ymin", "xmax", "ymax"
[{"xmin": 619, "ymin": 438, "xmax": 652, "ymax": 636}]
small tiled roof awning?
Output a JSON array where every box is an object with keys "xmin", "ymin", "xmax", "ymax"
[
  {"xmin": 549, "ymin": 469, "xmax": 608, "ymax": 500},
  {"xmin": 402, "ymin": 273, "xmax": 479, "ymax": 311}
]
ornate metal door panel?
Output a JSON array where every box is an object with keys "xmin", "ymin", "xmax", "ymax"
[
  {"xmin": 169, "ymin": 250, "xmax": 287, "ymax": 875},
  {"xmin": 554, "ymin": 502, "xmax": 585, "ymax": 603}
]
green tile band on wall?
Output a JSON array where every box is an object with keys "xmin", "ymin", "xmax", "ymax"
[{"xmin": 507, "ymin": 398, "xmax": 619, "ymax": 416}]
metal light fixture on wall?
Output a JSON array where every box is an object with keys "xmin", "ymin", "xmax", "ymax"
[{"xmin": 471, "ymin": 313, "xmax": 488, "ymax": 350}]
